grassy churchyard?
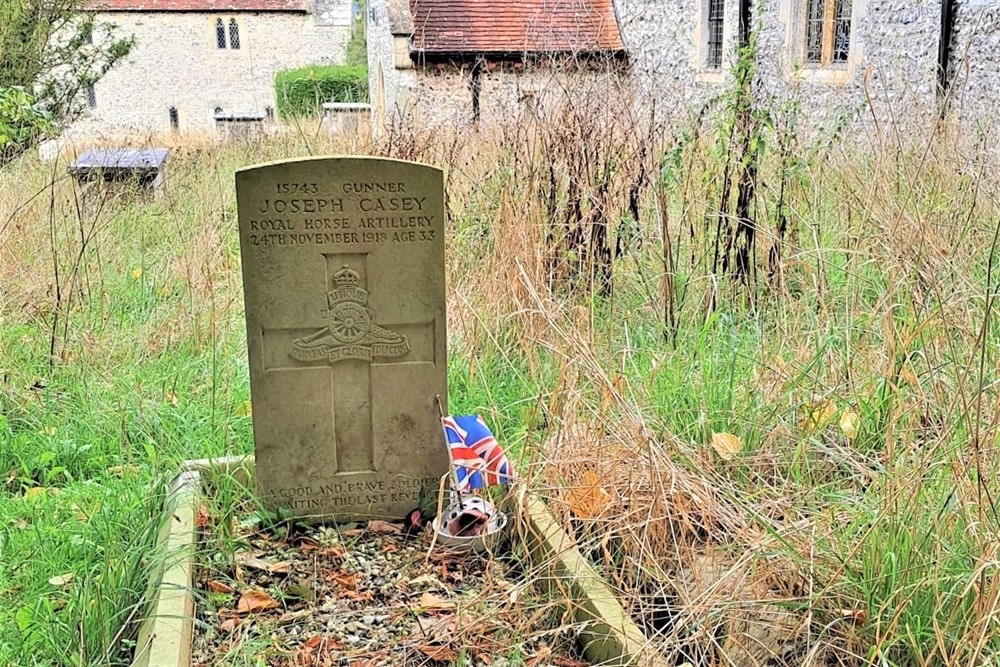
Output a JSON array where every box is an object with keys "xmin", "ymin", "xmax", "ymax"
[{"xmin": 2, "ymin": 91, "xmax": 1000, "ymax": 667}]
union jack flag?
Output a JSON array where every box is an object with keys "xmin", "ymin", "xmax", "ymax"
[{"xmin": 441, "ymin": 415, "xmax": 513, "ymax": 491}]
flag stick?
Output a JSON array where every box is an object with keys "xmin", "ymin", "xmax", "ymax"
[{"xmin": 435, "ymin": 394, "xmax": 466, "ymax": 505}]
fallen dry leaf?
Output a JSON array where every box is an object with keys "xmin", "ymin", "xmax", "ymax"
[
  {"xmin": 526, "ymin": 646, "xmax": 553, "ymax": 667},
  {"xmin": 566, "ymin": 470, "xmax": 612, "ymax": 519},
  {"xmin": 208, "ymin": 580, "xmax": 236, "ymax": 594},
  {"xmin": 219, "ymin": 618, "xmax": 240, "ymax": 633},
  {"xmin": 710, "ymin": 432, "xmax": 742, "ymax": 460},
  {"xmin": 236, "ymin": 589, "xmax": 279, "ymax": 614},
  {"xmin": 367, "ymin": 520, "xmax": 402, "ymax": 534},
  {"xmin": 838, "ymin": 608, "xmax": 868, "ymax": 625},
  {"xmin": 302, "ymin": 634, "xmax": 345, "ymax": 651},
  {"xmin": 550, "ymin": 658, "xmax": 589, "ymax": 667},
  {"xmin": 195, "ymin": 504, "xmax": 213, "ymax": 529},
  {"xmin": 803, "ymin": 399, "xmax": 837, "ymax": 432},
  {"xmin": 328, "ymin": 571, "xmax": 358, "ymax": 591},
  {"xmin": 343, "ymin": 528, "xmax": 365, "ymax": 537},
  {"xmin": 48, "ymin": 573, "xmax": 75, "ymax": 587},
  {"xmin": 417, "ymin": 591, "xmax": 457, "ymax": 613},
  {"xmin": 237, "ymin": 555, "xmax": 292, "ymax": 574},
  {"xmin": 411, "ymin": 614, "xmax": 457, "ymax": 644},
  {"xmin": 839, "ymin": 408, "xmax": 860, "ymax": 440},
  {"xmin": 415, "ymin": 643, "xmax": 458, "ymax": 662},
  {"xmin": 317, "ymin": 545, "xmax": 346, "ymax": 559},
  {"xmin": 344, "ymin": 589, "xmax": 374, "ymax": 602}
]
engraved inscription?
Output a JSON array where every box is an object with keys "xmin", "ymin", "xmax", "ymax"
[
  {"xmin": 247, "ymin": 180, "xmax": 436, "ymax": 248},
  {"xmin": 271, "ymin": 476, "xmax": 439, "ymax": 511},
  {"xmin": 291, "ymin": 265, "xmax": 410, "ymax": 364}
]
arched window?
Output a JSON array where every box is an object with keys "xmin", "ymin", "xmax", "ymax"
[
  {"xmin": 169, "ymin": 107, "xmax": 179, "ymax": 131},
  {"xmin": 215, "ymin": 18, "xmax": 226, "ymax": 49},
  {"xmin": 228, "ymin": 19, "xmax": 240, "ymax": 49}
]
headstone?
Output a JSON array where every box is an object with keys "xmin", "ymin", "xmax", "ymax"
[{"xmin": 236, "ymin": 157, "xmax": 448, "ymax": 520}]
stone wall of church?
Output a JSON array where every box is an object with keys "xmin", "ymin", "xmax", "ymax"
[
  {"xmin": 617, "ymin": 0, "xmax": 997, "ymax": 137},
  {"xmin": 948, "ymin": 0, "xmax": 1000, "ymax": 130},
  {"xmin": 394, "ymin": 66, "xmax": 630, "ymax": 133},
  {"xmin": 68, "ymin": 6, "xmax": 350, "ymax": 140},
  {"xmin": 367, "ymin": 0, "xmax": 1000, "ymax": 140}
]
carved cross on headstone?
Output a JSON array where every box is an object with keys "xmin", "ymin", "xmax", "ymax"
[{"xmin": 261, "ymin": 253, "xmax": 435, "ymax": 474}]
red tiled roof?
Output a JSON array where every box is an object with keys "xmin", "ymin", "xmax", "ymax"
[
  {"xmin": 84, "ymin": 0, "xmax": 307, "ymax": 11},
  {"xmin": 409, "ymin": 0, "xmax": 625, "ymax": 54}
]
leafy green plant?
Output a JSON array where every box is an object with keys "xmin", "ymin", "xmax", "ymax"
[
  {"xmin": 0, "ymin": 4, "xmax": 133, "ymax": 163},
  {"xmin": 0, "ymin": 86, "xmax": 50, "ymax": 162}
]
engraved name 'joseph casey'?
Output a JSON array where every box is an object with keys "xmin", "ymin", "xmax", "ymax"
[
  {"xmin": 255, "ymin": 181, "xmax": 431, "ymax": 215},
  {"xmin": 256, "ymin": 197, "xmax": 429, "ymax": 214}
]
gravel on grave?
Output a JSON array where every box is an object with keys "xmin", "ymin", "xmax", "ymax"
[{"xmin": 191, "ymin": 510, "xmax": 589, "ymax": 667}]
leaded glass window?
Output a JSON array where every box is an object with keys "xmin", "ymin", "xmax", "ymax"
[
  {"xmin": 707, "ymin": 0, "xmax": 725, "ymax": 69},
  {"xmin": 229, "ymin": 19, "xmax": 240, "ymax": 49},
  {"xmin": 215, "ymin": 18, "xmax": 226, "ymax": 49},
  {"xmin": 804, "ymin": 0, "xmax": 852, "ymax": 65}
]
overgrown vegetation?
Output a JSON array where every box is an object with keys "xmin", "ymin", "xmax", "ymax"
[
  {"xmin": 274, "ymin": 64, "xmax": 368, "ymax": 118},
  {"xmin": 0, "ymin": 0, "xmax": 132, "ymax": 162},
  {"xmin": 2, "ymin": 54, "xmax": 1000, "ymax": 667}
]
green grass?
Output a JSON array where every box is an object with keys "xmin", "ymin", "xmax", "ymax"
[{"xmin": 1, "ymin": 112, "xmax": 1000, "ymax": 666}]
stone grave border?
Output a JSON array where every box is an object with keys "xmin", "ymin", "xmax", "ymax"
[{"xmin": 132, "ymin": 456, "xmax": 665, "ymax": 667}]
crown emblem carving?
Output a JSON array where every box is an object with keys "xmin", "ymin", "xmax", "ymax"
[
  {"xmin": 333, "ymin": 265, "xmax": 360, "ymax": 289},
  {"xmin": 328, "ymin": 265, "xmax": 367, "ymax": 307}
]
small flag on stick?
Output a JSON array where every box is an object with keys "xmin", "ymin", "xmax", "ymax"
[{"xmin": 441, "ymin": 414, "xmax": 513, "ymax": 492}]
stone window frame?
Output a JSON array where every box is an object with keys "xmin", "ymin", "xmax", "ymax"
[
  {"xmin": 694, "ymin": 0, "xmax": 733, "ymax": 82},
  {"xmin": 781, "ymin": 0, "xmax": 866, "ymax": 85},
  {"xmin": 213, "ymin": 16, "xmax": 244, "ymax": 50}
]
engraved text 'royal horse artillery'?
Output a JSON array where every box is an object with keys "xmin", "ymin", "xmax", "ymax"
[{"xmin": 291, "ymin": 265, "xmax": 411, "ymax": 364}]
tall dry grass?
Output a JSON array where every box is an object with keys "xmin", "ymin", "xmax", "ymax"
[{"xmin": 3, "ymin": 61, "xmax": 1000, "ymax": 665}]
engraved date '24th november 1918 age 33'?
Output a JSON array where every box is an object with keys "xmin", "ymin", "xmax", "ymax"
[{"xmin": 249, "ymin": 181, "xmax": 437, "ymax": 247}]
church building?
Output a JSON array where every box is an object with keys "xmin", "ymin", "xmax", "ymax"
[
  {"xmin": 69, "ymin": 0, "xmax": 353, "ymax": 139},
  {"xmin": 367, "ymin": 0, "xmax": 1000, "ymax": 135}
]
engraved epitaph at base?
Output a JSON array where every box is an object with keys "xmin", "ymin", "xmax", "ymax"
[{"xmin": 236, "ymin": 157, "xmax": 448, "ymax": 521}]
